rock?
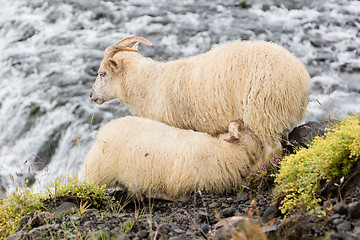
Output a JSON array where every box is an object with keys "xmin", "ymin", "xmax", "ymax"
[
  {"xmin": 15, "ymin": 216, "xmax": 30, "ymax": 232},
  {"xmin": 222, "ymin": 207, "xmax": 235, "ymax": 218},
  {"xmin": 209, "ymin": 202, "xmax": 219, "ymax": 208},
  {"xmin": 262, "ymin": 204, "xmax": 278, "ymax": 222},
  {"xmin": 353, "ymin": 226, "xmax": 360, "ymax": 235},
  {"xmin": 260, "ymin": 224, "xmax": 278, "ymax": 234},
  {"xmin": 284, "ymin": 121, "xmax": 331, "ymax": 154},
  {"xmin": 236, "ymin": 192, "xmax": 249, "ymax": 202},
  {"xmin": 214, "ymin": 216, "xmax": 254, "ymax": 229},
  {"xmin": 169, "ymin": 236, "xmax": 185, "ymax": 240},
  {"xmin": 348, "ymin": 202, "xmax": 360, "ymax": 219},
  {"xmin": 329, "ymin": 232, "xmax": 357, "ymax": 240},
  {"xmin": 115, "ymin": 233, "xmax": 131, "ymax": 240},
  {"xmin": 84, "ymin": 208, "xmax": 99, "ymax": 214},
  {"xmin": 196, "ymin": 211, "xmax": 208, "ymax": 223},
  {"xmin": 336, "ymin": 221, "xmax": 353, "ymax": 232},
  {"xmin": 333, "ymin": 202, "xmax": 349, "ymax": 215},
  {"xmin": 197, "ymin": 224, "xmax": 209, "ymax": 237},
  {"xmin": 69, "ymin": 213, "xmax": 82, "ymax": 222},
  {"xmin": 54, "ymin": 202, "xmax": 78, "ymax": 215},
  {"xmin": 84, "ymin": 221, "xmax": 96, "ymax": 228},
  {"xmin": 29, "ymin": 214, "xmax": 47, "ymax": 228},
  {"xmin": 169, "ymin": 222, "xmax": 186, "ymax": 235},
  {"xmin": 185, "ymin": 229, "xmax": 194, "ymax": 236},
  {"xmin": 27, "ymin": 224, "xmax": 52, "ymax": 239},
  {"xmin": 5, "ymin": 231, "xmax": 26, "ymax": 240},
  {"xmin": 156, "ymin": 224, "xmax": 171, "ymax": 236},
  {"xmin": 136, "ymin": 230, "xmax": 148, "ymax": 239},
  {"xmin": 333, "ymin": 218, "xmax": 345, "ymax": 226}
]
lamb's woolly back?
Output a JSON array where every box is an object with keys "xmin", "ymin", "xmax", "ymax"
[{"xmin": 83, "ymin": 116, "xmax": 263, "ymax": 198}]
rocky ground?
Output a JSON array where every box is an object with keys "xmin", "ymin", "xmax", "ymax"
[{"xmin": 6, "ymin": 123, "xmax": 360, "ymax": 240}]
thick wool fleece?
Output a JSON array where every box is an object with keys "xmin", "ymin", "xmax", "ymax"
[
  {"xmin": 82, "ymin": 116, "xmax": 263, "ymax": 199},
  {"xmin": 93, "ymin": 41, "xmax": 310, "ymax": 150}
]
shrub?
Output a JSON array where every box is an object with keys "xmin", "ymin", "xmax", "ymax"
[
  {"xmin": 274, "ymin": 115, "xmax": 360, "ymax": 216},
  {"xmin": 0, "ymin": 175, "xmax": 112, "ymax": 239}
]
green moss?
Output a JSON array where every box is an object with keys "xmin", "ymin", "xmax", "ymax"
[
  {"xmin": 0, "ymin": 175, "xmax": 113, "ymax": 239},
  {"xmin": 274, "ymin": 115, "xmax": 360, "ymax": 216}
]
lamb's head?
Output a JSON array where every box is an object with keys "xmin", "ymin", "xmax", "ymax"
[{"xmin": 90, "ymin": 36, "xmax": 152, "ymax": 105}]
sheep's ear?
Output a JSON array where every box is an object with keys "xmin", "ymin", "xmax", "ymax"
[{"xmin": 108, "ymin": 58, "xmax": 122, "ymax": 71}]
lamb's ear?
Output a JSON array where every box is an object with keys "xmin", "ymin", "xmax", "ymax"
[
  {"xmin": 223, "ymin": 121, "xmax": 240, "ymax": 143},
  {"xmin": 108, "ymin": 58, "xmax": 122, "ymax": 71},
  {"xmin": 224, "ymin": 136, "xmax": 238, "ymax": 143}
]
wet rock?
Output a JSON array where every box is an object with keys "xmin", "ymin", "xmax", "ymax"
[
  {"xmin": 284, "ymin": 121, "xmax": 330, "ymax": 154},
  {"xmin": 348, "ymin": 202, "xmax": 360, "ymax": 219},
  {"xmin": 333, "ymin": 202, "xmax": 349, "ymax": 216}
]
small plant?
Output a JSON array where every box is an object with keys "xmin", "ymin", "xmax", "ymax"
[
  {"xmin": 78, "ymin": 200, "xmax": 91, "ymax": 215},
  {"xmin": 274, "ymin": 115, "xmax": 360, "ymax": 216},
  {"xmin": 0, "ymin": 187, "xmax": 44, "ymax": 238},
  {"xmin": 120, "ymin": 219, "xmax": 135, "ymax": 234},
  {"xmin": 45, "ymin": 175, "xmax": 110, "ymax": 209},
  {"xmin": 0, "ymin": 175, "xmax": 119, "ymax": 239},
  {"xmin": 240, "ymin": 156, "xmax": 281, "ymax": 196}
]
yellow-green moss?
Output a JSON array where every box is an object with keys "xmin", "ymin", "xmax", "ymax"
[
  {"xmin": 274, "ymin": 115, "xmax": 360, "ymax": 216},
  {"xmin": 0, "ymin": 175, "xmax": 111, "ymax": 239}
]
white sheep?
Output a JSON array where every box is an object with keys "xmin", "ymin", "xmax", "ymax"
[
  {"xmin": 82, "ymin": 116, "xmax": 264, "ymax": 199},
  {"xmin": 90, "ymin": 36, "xmax": 311, "ymax": 154}
]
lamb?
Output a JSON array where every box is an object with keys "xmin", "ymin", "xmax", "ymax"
[
  {"xmin": 90, "ymin": 36, "xmax": 311, "ymax": 154},
  {"xmin": 82, "ymin": 116, "xmax": 264, "ymax": 199}
]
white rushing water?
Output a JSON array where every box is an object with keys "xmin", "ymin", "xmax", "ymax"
[{"xmin": 0, "ymin": 0, "xmax": 359, "ymax": 194}]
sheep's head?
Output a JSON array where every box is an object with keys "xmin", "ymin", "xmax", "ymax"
[{"xmin": 90, "ymin": 36, "xmax": 152, "ymax": 105}]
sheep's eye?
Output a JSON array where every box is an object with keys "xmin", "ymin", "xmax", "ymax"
[{"xmin": 99, "ymin": 72, "xmax": 106, "ymax": 78}]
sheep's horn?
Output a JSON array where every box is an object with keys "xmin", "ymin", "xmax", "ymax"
[
  {"xmin": 116, "ymin": 36, "xmax": 152, "ymax": 47},
  {"xmin": 104, "ymin": 45, "xmax": 138, "ymax": 59}
]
